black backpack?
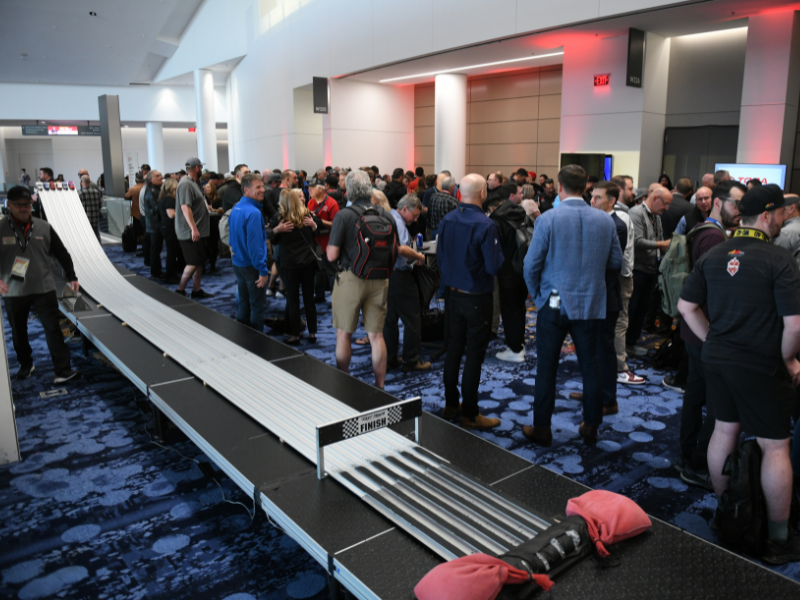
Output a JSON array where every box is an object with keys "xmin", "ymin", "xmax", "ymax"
[
  {"xmin": 651, "ymin": 328, "xmax": 684, "ymax": 370},
  {"xmin": 509, "ymin": 217, "xmax": 534, "ymax": 276},
  {"xmin": 347, "ymin": 205, "xmax": 398, "ymax": 280},
  {"xmin": 717, "ymin": 440, "xmax": 769, "ymax": 555}
]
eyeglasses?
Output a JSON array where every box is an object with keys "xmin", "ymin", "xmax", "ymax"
[{"xmin": 9, "ymin": 201, "xmax": 33, "ymax": 208}]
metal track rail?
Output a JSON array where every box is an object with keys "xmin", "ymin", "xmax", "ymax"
[{"xmin": 40, "ymin": 188, "xmax": 548, "ymax": 560}]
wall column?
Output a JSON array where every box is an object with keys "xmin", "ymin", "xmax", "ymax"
[
  {"xmin": 193, "ymin": 68, "xmax": 218, "ymax": 172},
  {"xmin": 145, "ymin": 122, "xmax": 165, "ymax": 172},
  {"xmin": 434, "ymin": 74, "xmax": 468, "ymax": 181},
  {"xmin": 737, "ymin": 11, "xmax": 800, "ymax": 187},
  {"xmin": 226, "ymin": 76, "xmax": 236, "ymax": 171}
]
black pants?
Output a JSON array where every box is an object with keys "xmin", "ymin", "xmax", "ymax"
[
  {"xmin": 626, "ymin": 270, "xmax": 658, "ymax": 347},
  {"xmin": 384, "ymin": 269, "xmax": 422, "ymax": 364},
  {"xmin": 314, "ymin": 255, "xmax": 334, "ymax": 300},
  {"xmin": 149, "ymin": 230, "xmax": 163, "ymax": 277},
  {"xmin": 680, "ymin": 343, "xmax": 714, "ymax": 469},
  {"xmin": 161, "ymin": 230, "xmax": 183, "ymax": 279},
  {"xmin": 599, "ymin": 310, "xmax": 619, "ymax": 407},
  {"xmin": 5, "ymin": 291, "xmax": 71, "ymax": 374},
  {"xmin": 207, "ymin": 215, "xmax": 220, "ymax": 268},
  {"xmin": 444, "ymin": 291, "xmax": 493, "ymax": 419},
  {"xmin": 142, "ymin": 232, "xmax": 151, "ymax": 266},
  {"xmin": 499, "ymin": 283, "xmax": 528, "ymax": 353},
  {"xmin": 283, "ymin": 263, "xmax": 317, "ymax": 336}
]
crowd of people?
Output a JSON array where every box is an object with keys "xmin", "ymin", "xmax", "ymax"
[{"xmin": 6, "ymin": 156, "xmax": 800, "ymax": 564}]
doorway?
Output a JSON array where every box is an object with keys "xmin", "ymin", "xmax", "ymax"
[{"xmin": 661, "ymin": 126, "xmax": 738, "ymax": 188}]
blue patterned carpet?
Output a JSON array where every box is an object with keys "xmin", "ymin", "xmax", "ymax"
[{"xmin": 0, "ymin": 242, "xmax": 797, "ymax": 599}]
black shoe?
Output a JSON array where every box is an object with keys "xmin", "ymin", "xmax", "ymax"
[
  {"xmin": 284, "ymin": 337, "xmax": 301, "ymax": 346},
  {"xmin": 387, "ymin": 357, "xmax": 403, "ymax": 370},
  {"xmin": 175, "ymin": 289, "xmax": 186, "ymax": 296},
  {"xmin": 191, "ymin": 289, "xmax": 216, "ymax": 299},
  {"xmin": 314, "ymin": 296, "xmax": 327, "ymax": 304},
  {"xmin": 662, "ymin": 375, "xmax": 686, "ymax": 394},
  {"xmin": 151, "ymin": 274, "xmax": 165, "ymax": 280},
  {"xmin": 680, "ymin": 464, "xmax": 713, "ymax": 491},
  {"xmin": 54, "ymin": 369, "xmax": 81, "ymax": 384},
  {"xmin": 135, "ymin": 250, "xmax": 144, "ymax": 257},
  {"xmin": 762, "ymin": 532, "xmax": 800, "ymax": 565},
  {"xmin": 15, "ymin": 364, "xmax": 35, "ymax": 380}
]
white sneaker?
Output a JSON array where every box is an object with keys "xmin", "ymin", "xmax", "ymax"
[
  {"xmin": 265, "ymin": 288, "xmax": 275, "ymax": 297},
  {"xmin": 626, "ymin": 345, "xmax": 648, "ymax": 357},
  {"xmin": 496, "ymin": 348, "xmax": 525, "ymax": 363},
  {"xmin": 617, "ymin": 371, "xmax": 646, "ymax": 385},
  {"xmin": 275, "ymin": 290, "xmax": 285, "ymax": 299}
]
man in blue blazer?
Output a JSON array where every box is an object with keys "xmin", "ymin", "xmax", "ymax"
[{"xmin": 522, "ymin": 165, "xmax": 622, "ymax": 446}]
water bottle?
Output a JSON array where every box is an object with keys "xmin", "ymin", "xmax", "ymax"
[
  {"xmin": 549, "ymin": 289, "xmax": 561, "ymax": 310},
  {"xmin": 416, "ymin": 233, "xmax": 423, "ymax": 250}
]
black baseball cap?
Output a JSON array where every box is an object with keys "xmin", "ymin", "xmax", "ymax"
[
  {"xmin": 267, "ymin": 172, "xmax": 281, "ymax": 184},
  {"xmin": 325, "ymin": 174, "xmax": 339, "ymax": 187},
  {"xmin": 738, "ymin": 183, "xmax": 786, "ymax": 216},
  {"xmin": 7, "ymin": 186, "xmax": 32, "ymax": 202}
]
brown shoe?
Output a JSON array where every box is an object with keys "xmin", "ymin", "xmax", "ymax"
[
  {"xmin": 442, "ymin": 404, "xmax": 461, "ymax": 420},
  {"xmin": 402, "ymin": 360, "xmax": 432, "ymax": 372},
  {"xmin": 460, "ymin": 413, "xmax": 500, "ymax": 431},
  {"xmin": 603, "ymin": 402, "xmax": 618, "ymax": 416},
  {"xmin": 522, "ymin": 425, "xmax": 553, "ymax": 447},
  {"xmin": 387, "ymin": 357, "xmax": 403, "ymax": 370},
  {"xmin": 569, "ymin": 392, "xmax": 583, "ymax": 400},
  {"xmin": 578, "ymin": 422, "xmax": 598, "ymax": 444}
]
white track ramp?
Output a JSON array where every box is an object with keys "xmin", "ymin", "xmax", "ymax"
[{"xmin": 40, "ymin": 188, "xmax": 548, "ymax": 559}]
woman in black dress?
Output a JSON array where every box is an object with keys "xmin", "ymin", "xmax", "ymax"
[{"xmin": 269, "ymin": 189, "xmax": 321, "ymax": 344}]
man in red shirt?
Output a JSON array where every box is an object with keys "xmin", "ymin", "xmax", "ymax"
[{"xmin": 307, "ymin": 178, "xmax": 340, "ymax": 302}]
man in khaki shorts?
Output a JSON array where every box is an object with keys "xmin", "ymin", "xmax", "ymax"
[{"xmin": 326, "ymin": 169, "xmax": 392, "ymax": 388}]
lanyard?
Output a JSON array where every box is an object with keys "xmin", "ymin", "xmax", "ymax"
[
  {"xmin": 644, "ymin": 205, "xmax": 659, "ymax": 239},
  {"xmin": 10, "ymin": 218, "xmax": 33, "ymax": 252},
  {"xmin": 734, "ymin": 228, "xmax": 769, "ymax": 242}
]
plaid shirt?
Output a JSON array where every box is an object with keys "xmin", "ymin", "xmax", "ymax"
[
  {"xmin": 428, "ymin": 191, "xmax": 459, "ymax": 231},
  {"xmin": 79, "ymin": 184, "xmax": 103, "ymax": 227}
]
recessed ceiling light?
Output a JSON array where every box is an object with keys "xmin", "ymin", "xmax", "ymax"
[
  {"xmin": 379, "ymin": 51, "xmax": 564, "ymax": 83},
  {"xmin": 89, "ymin": 11, "xmax": 97, "ymax": 16}
]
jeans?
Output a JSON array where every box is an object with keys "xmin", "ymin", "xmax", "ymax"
[
  {"xmin": 4, "ymin": 291, "xmax": 71, "ymax": 374},
  {"xmin": 599, "ymin": 310, "xmax": 619, "ymax": 407},
  {"xmin": 150, "ymin": 229, "xmax": 164, "ymax": 277},
  {"xmin": 233, "ymin": 265, "xmax": 267, "ymax": 332},
  {"xmin": 499, "ymin": 283, "xmax": 528, "ymax": 353},
  {"xmin": 615, "ymin": 274, "xmax": 634, "ymax": 371},
  {"xmin": 534, "ymin": 304, "xmax": 603, "ymax": 428},
  {"xmin": 384, "ymin": 269, "xmax": 422, "ymax": 363},
  {"xmin": 681, "ymin": 344, "xmax": 714, "ymax": 469},
  {"xmin": 443, "ymin": 291, "xmax": 493, "ymax": 419},
  {"xmin": 283, "ymin": 263, "xmax": 318, "ymax": 336},
  {"xmin": 626, "ymin": 270, "xmax": 658, "ymax": 347}
]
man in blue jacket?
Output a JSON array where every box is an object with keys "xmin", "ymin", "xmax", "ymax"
[
  {"xmin": 523, "ymin": 165, "xmax": 622, "ymax": 446},
  {"xmin": 229, "ymin": 173, "xmax": 269, "ymax": 331}
]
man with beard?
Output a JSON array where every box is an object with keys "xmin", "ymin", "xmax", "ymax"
[
  {"xmin": 676, "ymin": 181, "xmax": 745, "ymax": 490},
  {"xmin": 676, "ymin": 186, "xmax": 713, "ymax": 235}
]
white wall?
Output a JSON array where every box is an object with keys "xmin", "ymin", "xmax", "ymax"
[
  {"xmin": 560, "ymin": 32, "xmax": 670, "ymax": 187},
  {"xmin": 0, "ymin": 83, "xmax": 228, "ymax": 124},
  {"xmin": 2, "ymin": 127, "xmax": 228, "ymax": 182},
  {"xmin": 293, "ymin": 88, "xmax": 323, "ymax": 173},
  {"xmin": 666, "ymin": 28, "xmax": 748, "ymax": 128}
]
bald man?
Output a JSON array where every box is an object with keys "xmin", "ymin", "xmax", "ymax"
[
  {"xmin": 626, "ymin": 186, "xmax": 672, "ymax": 356},
  {"xmin": 676, "ymin": 186, "xmax": 713, "ymax": 235},
  {"xmin": 437, "ymin": 174, "xmax": 505, "ymax": 431}
]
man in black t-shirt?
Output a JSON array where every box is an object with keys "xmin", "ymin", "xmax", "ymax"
[{"xmin": 678, "ymin": 184, "xmax": 800, "ymax": 564}]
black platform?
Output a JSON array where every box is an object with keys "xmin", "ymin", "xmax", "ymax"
[{"xmin": 59, "ymin": 272, "xmax": 800, "ymax": 600}]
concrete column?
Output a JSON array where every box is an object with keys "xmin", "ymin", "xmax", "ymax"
[
  {"xmin": 145, "ymin": 122, "xmax": 164, "ymax": 172},
  {"xmin": 226, "ymin": 76, "xmax": 235, "ymax": 171},
  {"xmin": 737, "ymin": 11, "xmax": 800, "ymax": 185},
  {"xmin": 0, "ymin": 128, "xmax": 8, "ymax": 183},
  {"xmin": 98, "ymin": 95, "xmax": 126, "ymax": 197},
  {"xmin": 193, "ymin": 68, "xmax": 218, "ymax": 172},
  {"xmin": 434, "ymin": 74, "xmax": 468, "ymax": 181}
]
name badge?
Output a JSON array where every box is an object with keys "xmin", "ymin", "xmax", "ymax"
[
  {"xmin": 11, "ymin": 257, "xmax": 30, "ymax": 279},
  {"xmin": 2, "ymin": 237, "xmax": 14, "ymax": 246}
]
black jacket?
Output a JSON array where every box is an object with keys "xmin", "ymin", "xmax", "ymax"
[
  {"xmin": 490, "ymin": 200, "xmax": 529, "ymax": 287},
  {"xmin": 327, "ymin": 189, "xmax": 346, "ymax": 210},
  {"xmin": 384, "ymin": 180, "xmax": 407, "ymax": 209},
  {"xmin": 268, "ymin": 213, "xmax": 322, "ymax": 269},
  {"xmin": 221, "ymin": 181, "xmax": 243, "ymax": 212},
  {"xmin": 661, "ymin": 193, "xmax": 693, "ymax": 238}
]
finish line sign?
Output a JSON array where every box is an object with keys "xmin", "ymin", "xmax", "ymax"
[{"xmin": 315, "ymin": 397, "xmax": 421, "ymax": 479}]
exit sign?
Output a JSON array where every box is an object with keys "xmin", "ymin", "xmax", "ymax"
[
  {"xmin": 188, "ymin": 127, "xmax": 196, "ymax": 132},
  {"xmin": 594, "ymin": 73, "xmax": 610, "ymax": 87}
]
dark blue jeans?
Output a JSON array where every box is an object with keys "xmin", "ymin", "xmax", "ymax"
[
  {"xmin": 599, "ymin": 310, "xmax": 619, "ymax": 407},
  {"xmin": 233, "ymin": 265, "xmax": 267, "ymax": 332},
  {"xmin": 534, "ymin": 304, "xmax": 603, "ymax": 428}
]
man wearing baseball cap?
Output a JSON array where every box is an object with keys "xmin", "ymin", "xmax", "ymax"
[
  {"xmin": 0, "ymin": 186, "xmax": 81, "ymax": 383},
  {"xmin": 678, "ymin": 183, "xmax": 800, "ymax": 563},
  {"xmin": 175, "ymin": 157, "xmax": 214, "ymax": 299}
]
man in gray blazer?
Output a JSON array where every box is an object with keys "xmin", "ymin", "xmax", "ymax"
[{"xmin": 626, "ymin": 186, "xmax": 672, "ymax": 356}]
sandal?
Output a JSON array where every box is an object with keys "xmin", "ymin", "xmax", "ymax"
[{"xmin": 354, "ymin": 336, "xmax": 370, "ymax": 345}]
